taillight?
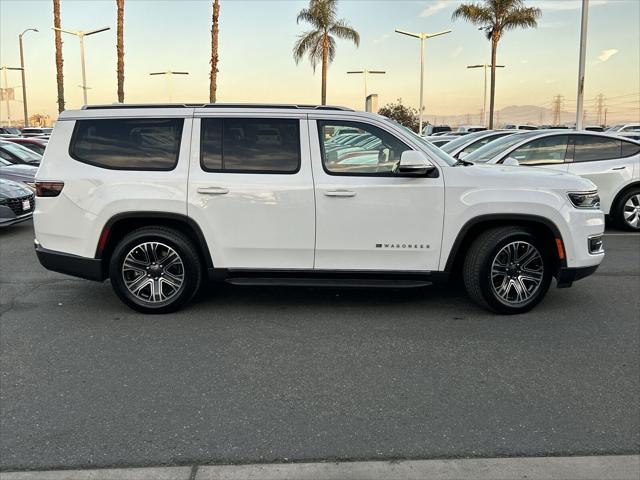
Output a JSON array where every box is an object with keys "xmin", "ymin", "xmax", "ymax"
[{"xmin": 35, "ymin": 181, "xmax": 64, "ymax": 197}]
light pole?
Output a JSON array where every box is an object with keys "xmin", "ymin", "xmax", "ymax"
[
  {"xmin": 347, "ymin": 69, "xmax": 386, "ymax": 110},
  {"xmin": 1, "ymin": 66, "xmax": 23, "ymax": 127},
  {"xmin": 467, "ymin": 63, "xmax": 505, "ymax": 127},
  {"xmin": 149, "ymin": 71, "xmax": 189, "ymax": 102},
  {"xmin": 19, "ymin": 28, "xmax": 38, "ymax": 127},
  {"xmin": 395, "ymin": 28, "xmax": 451, "ymax": 133},
  {"xmin": 51, "ymin": 26, "xmax": 110, "ymax": 105},
  {"xmin": 575, "ymin": 0, "xmax": 589, "ymax": 130}
]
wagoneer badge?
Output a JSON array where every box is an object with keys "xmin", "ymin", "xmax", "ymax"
[{"xmin": 376, "ymin": 243, "xmax": 429, "ymax": 249}]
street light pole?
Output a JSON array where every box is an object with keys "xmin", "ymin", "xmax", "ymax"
[
  {"xmin": 395, "ymin": 28, "xmax": 451, "ymax": 133},
  {"xmin": 19, "ymin": 28, "xmax": 38, "ymax": 127},
  {"xmin": 51, "ymin": 26, "xmax": 110, "ymax": 106},
  {"xmin": 576, "ymin": 0, "xmax": 589, "ymax": 130},
  {"xmin": 149, "ymin": 71, "xmax": 189, "ymax": 102},
  {"xmin": 1, "ymin": 66, "xmax": 23, "ymax": 127},
  {"xmin": 467, "ymin": 64, "xmax": 504, "ymax": 127},
  {"xmin": 347, "ymin": 69, "xmax": 386, "ymax": 110}
]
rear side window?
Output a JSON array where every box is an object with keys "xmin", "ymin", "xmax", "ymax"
[
  {"xmin": 201, "ymin": 118, "xmax": 300, "ymax": 173},
  {"xmin": 70, "ymin": 118, "xmax": 184, "ymax": 170},
  {"xmin": 507, "ymin": 135, "xmax": 569, "ymax": 165},
  {"xmin": 573, "ymin": 135, "xmax": 622, "ymax": 162},
  {"xmin": 621, "ymin": 141, "xmax": 640, "ymax": 157}
]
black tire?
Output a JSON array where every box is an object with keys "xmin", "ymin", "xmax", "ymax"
[
  {"xmin": 463, "ymin": 227, "xmax": 553, "ymax": 314},
  {"xmin": 613, "ymin": 188, "xmax": 640, "ymax": 231},
  {"xmin": 109, "ymin": 227, "xmax": 203, "ymax": 313}
]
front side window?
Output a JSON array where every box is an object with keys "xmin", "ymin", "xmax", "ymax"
[
  {"xmin": 201, "ymin": 118, "xmax": 300, "ymax": 173},
  {"xmin": 318, "ymin": 120, "xmax": 410, "ymax": 175},
  {"xmin": 70, "ymin": 118, "xmax": 183, "ymax": 170},
  {"xmin": 573, "ymin": 135, "xmax": 622, "ymax": 162},
  {"xmin": 506, "ymin": 135, "xmax": 569, "ymax": 165}
]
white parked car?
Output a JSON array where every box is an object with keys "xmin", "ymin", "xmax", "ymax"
[
  {"xmin": 504, "ymin": 124, "xmax": 538, "ymax": 131},
  {"xmin": 455, "ymin": 125, "xmax": 487, "ymax": 133},
  {"xmin": 441, "ymin": 130, "xmax": 521, "ymax": 159},
  {"xmin": 465, "ymin": 130, "xmax": 640, "ymax": 230},
  {"xmin": 34, "ymin": 104, "xmax": 604, "ymax": 314},
  {"xmin": 606, "ymin": 123, "xmax": 640, "ymax": 134}
]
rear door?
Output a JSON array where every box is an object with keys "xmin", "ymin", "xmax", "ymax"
[
  {"xmin": 567, "ymin": 134, "xmax": 639, "ymax": 214},
  {"xmin": 188, "ymin": 111, "xmax": 315, "ymax": 269}
]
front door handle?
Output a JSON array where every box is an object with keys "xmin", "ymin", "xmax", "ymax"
[
  {"xmin": 611, "ymin": 166, "xmax": 627, "ymax": 171},
  {"xmin": 197, "ymin": 186, "xmax": 229, "ymax": 195},
  {"xmin": 324, "ymin": 189, "xmax": 356, "ymax": 197}
]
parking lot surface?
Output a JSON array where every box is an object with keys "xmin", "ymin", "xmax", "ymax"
[{"xmin": 1, "ymin": 221, "xmax": 639, "ymax": 471}]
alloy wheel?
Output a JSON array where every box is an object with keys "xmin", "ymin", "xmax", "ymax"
[
  {"xmin": 623, "ymin": 194, "xmax": 640, "ymax": 229},
  {"xmin": 490, "ymin": 241, "xmax": 544, "ymax": 305}
]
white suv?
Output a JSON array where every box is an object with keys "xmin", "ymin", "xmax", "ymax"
[{"xmin": 34, "ymin": 104, "xmax": 604, "ymax": 314}]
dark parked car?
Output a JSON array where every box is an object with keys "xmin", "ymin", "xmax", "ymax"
[
  {"xmin": 0, "ymin": 177, "xmax": 35, "ymax": 227},
  {"xmin": 0, "ymin": 140, "xmax": 42, "ymax": 165},
  {"xmin": 0, "ymin": 127, "xmax": 21, "ymax": 137},
  {"xmin": 0, "ymin": 157, "xmax": 37, "ymax": 187},
  {"xmin": 21, "ymin": 127, "xmax": 53, "ymax": 138},
  {"xmin": 3, "ymin": 137, "xmax": 48, "ymax": 156}
]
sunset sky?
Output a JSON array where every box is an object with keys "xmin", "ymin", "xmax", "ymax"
[{"xmin": 0, "ymin": 0, "xmax": 638, "ymax": 124}]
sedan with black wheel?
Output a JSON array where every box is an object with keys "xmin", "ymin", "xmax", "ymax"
[
  {"xmin": 0, "ymin": 178, "xmax": 35, "ymax": 227},
  {"xmin": 466, "ymin": 131, "xmax": 640, "ymax": 230}
]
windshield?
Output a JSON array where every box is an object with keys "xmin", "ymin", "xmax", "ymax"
[
  {"xmin": 0, "ymin": 142, "xmax": 42, "ymax": 162},
  {"xmin": 465, "ymin": 131, "xmax": 537, "ymax": 162},
  {"xmin": 381, "ymin": 118, "xmax": 457, "ymax": 166},
  {"xmin": 441, "ymin": 131, "xmax": 492, "ymax": 153}
]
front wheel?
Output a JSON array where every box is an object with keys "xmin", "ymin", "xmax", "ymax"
[
  {"xmin": 109, "ymin": 227, "xmax": 203, "ymax": 313},
  {"xmin": 614, "ymin": 188, "xmax": 640, "ymax": 231},
  {"xmin": 463, "ymin": 227, "xmax": 553, "ymax": 314}
]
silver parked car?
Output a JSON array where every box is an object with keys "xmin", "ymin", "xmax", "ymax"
[
  {"xmin": 441, "ymin": 130, "xmax": 522, "ymax": 159},
  {"xmin": 465, "ymin": 131, "xmax": 640, "ymax": 230}
]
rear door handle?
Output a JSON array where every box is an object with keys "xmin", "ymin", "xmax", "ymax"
[
  {"xmin": 611, "ymin": 166, "xmax": 626, "ymax": 170},
  {"xmin": 324, "ymin": 189, "xmax": 356, "ymax": 197},
  {"xmin": 197, "ymin": 186, "xmax": 229, "ymax": 195}
]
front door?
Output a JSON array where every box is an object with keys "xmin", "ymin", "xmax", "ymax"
[
  {"xmin": 187, "ymin": 113, "xmax": 315, "ymax": 269},
  {"xmin": 309, "ymin": 118, "xmax": 445, "ymax": 271}
]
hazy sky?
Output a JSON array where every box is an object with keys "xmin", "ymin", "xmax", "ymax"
[{"xmin": 0, "ymin": 0, "xmax": 638, "ymax": 122}]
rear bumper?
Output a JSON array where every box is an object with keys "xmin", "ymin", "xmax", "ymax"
[
  {"xmin": 35, "ymin": 241, "xmax": 105, "ymax": 281},
  {"xmin": 556, "ymin": 264, "xmax": 599, "ymax": 288}
]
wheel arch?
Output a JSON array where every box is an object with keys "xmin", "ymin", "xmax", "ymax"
[
  {"xmin": 610, "ymin": 181, "xmax": 640, "ymax": 216},
  {"xmin": 96, "ymin": 212, "xmax": 213, "ymax": 278},
  {"xmin": 443, "ymin": 214, "xmax": 567, "ymax": 276}
]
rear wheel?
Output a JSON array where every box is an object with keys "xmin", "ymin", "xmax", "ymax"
[
  {"xmin": 614, "ymin": 188, "xmax": 640, "ymax": 231},
  {"xmin": 109, "ymin": 227, "xmax": 203, "ymax": 313},
  {"xmin": 463, "ymin": 227, "xmax": 553, "ymax": 314}
]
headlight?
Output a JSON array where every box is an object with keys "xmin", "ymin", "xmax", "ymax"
[{"xmin": 568, "ymin": 191, "xmax": 600, "ymax": 209}]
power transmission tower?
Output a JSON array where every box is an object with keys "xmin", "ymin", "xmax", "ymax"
[
  {"xmin": 552, "ymin": 95, "xmax": 565, "ymax": 125},
  {"xmin": 604, "ymin": 108, "xmax": 608, "ymax": 126},
  {"xmin": 595, "ymin": 94, "xmax": 605, "ymax": 125}
]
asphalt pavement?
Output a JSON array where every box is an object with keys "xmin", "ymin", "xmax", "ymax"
[{"xmin": 1, "ymin": 221, "xmax": 638, "ymax": 471}]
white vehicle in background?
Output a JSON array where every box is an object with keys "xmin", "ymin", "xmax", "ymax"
[
  {"xmin": 421, "ymin": 125, "xmax": 452, "ymax": 136},
  {"xmin": 441, "ymin": 130, "xmax": 522, "ymax": 159},
  {"xmin": 504, "ymin": 124, "xmax": 538, "ymax": 131},
  {"xmin": 34, "ymin": 103, "xmax": 604, "ymax": 314},
  {"xmin": 606, "ymin": 123, "xmax": 640, "ymax": 134},
  {"xmin": 21, "ymin": 127, "xmax": 53, "ymax": 138},
  {"xmin": 465, "ymin": 130, "xmax": 640, "ymax": 230},
  {"xmin": 455, "ymin": 125, "xmax": 487, "ymax": 133}
]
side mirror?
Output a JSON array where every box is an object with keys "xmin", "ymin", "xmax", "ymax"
[
  {"xmin": 503, "ymin": 157, "xmax": 520, "ymax": 166},
  {"xmin": 457, "ymin": 151, "xmax": 469, "ymax": 160},
  {"xmin": 398, "ymin": 150, "xmax": 436, "ymax": 174}
]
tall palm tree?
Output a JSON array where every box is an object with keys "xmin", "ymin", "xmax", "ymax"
[
  {"xmin": 53, "ymin": 0, "xmax": 64, "ymax": 113},
  {"xmin": 452, "ymin": 0, "xmax": 540, "ymax": 128},
  {"xmin": 116, "ymin": 0, "xmax": 125, "ymax": 103},
  {"xmin": 209, "ymin": 0, "xmax": 220, "ymax": 103},
  {"xmin": 293, "ymin": 0, "xmax": 359, "ymax": 105}
]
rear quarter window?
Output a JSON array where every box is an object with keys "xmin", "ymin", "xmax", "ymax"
[{"xmin": 70, "ymin": 118, "xmax": 184, "ymax": 170}]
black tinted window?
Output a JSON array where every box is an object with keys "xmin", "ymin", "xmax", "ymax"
[
  {"xmin": 574, "ymin": 135, "xmax": 621, "ymax": 162},
  {"xmin": 201, "ymin": 118, "xmax": 300, "ymax": 173},
  {"xmin": 71, "ymin": 118, "xmax": 183, "ymax": 170},
  {"xmin": 621, "ymin": 141, "xmax": 640, "ymax": 158}
]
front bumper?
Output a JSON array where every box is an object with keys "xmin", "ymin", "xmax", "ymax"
[
  {"xmin": 35, "ymin": 241, "xmax": 105, "ymax": 281},
  {"xmin": 556, "ymin": 264, "xmax": 599, "ymax": 288},
  {"xmin": 0, "ymin": 212, "xmax": 33, "ymax": 227}
]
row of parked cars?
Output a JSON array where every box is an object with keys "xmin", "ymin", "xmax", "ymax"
[
  {"xmin": 0, "ymin": 128, "xmax": 50, "ymax": 227},
  {"xmin": 420, "ymin": 125, "xmax": 640, "ymax": 230}
]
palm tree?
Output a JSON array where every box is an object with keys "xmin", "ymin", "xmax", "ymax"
[
  {"xmin": 116, "ymin": 0, "xmax": 125, "ymax": 103},
  {"xmin": 53, "ymin": 0, "xmax": 64, "ymax": 113},
  {"xmin": 452, "ymin": 0, "xmax": 540, "ymax": 128},
  {"xmin": 293, "ymin": 0, "xmax": 359, "ymax": 105},
  {"xmin": 209, "ymin": 0, "xmax": 220, "ymax": 103}
]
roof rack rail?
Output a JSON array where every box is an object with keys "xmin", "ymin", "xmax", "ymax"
[{"xmin": 81, "ymin": 103, "xmax": 354, "ymax": 111}]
